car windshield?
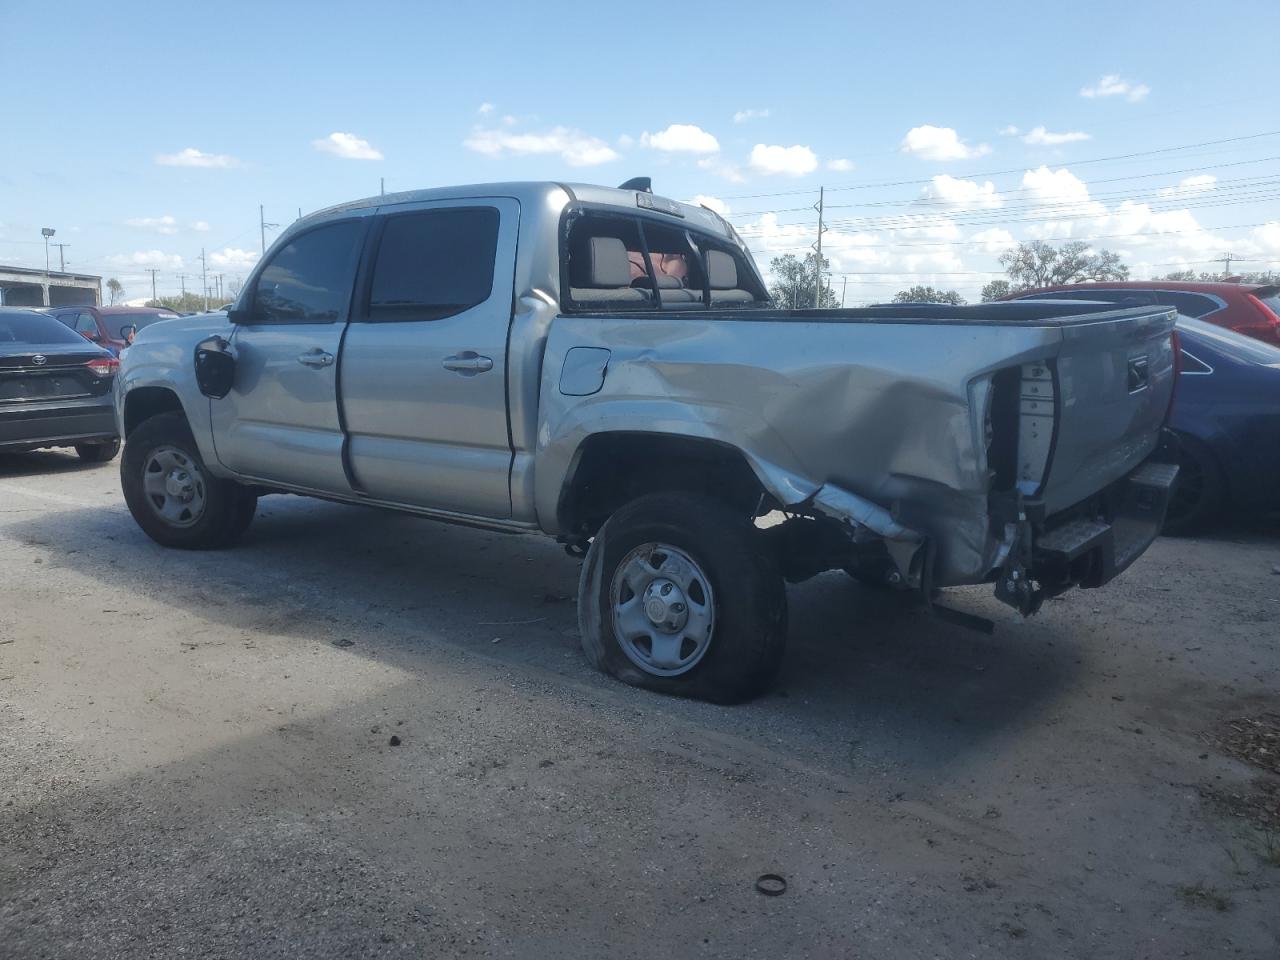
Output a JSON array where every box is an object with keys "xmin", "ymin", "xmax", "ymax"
[
  {"xmin": 109, "ymin": 312, "xmax": 179, "ymax": 339},
  {"xmin": 0, "ymin": 310, "xmax": 97, "ymax": 346},
  {"xmin": 1177, "ymin": 316, "xmax": 1280, "ymax": 365}
]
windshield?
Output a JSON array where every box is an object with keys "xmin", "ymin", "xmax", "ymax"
[
  {"xmin": 0, "ymin": 310, "xmax": 97, "ymax": 346},
  {"xmin": 1177, "ymin": 316, "xmax": 1280, "ymax": 365},
  {"xmin": 108, "ymin": 312, "xmax": 179, "ymax": 340}
]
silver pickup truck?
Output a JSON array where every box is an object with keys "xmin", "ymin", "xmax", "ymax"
[{"xmin": 115, "ymin": 180, "xmax": 1178, "ymax": 703}]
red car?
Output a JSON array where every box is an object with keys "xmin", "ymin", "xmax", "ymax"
[
  {"xmin": 1008, "ymin": 280, "xmax": 1280, "ymax": 346},
  {"xmin": 46, "ymin": 305, "xmax": 180, "ymax": 356}
]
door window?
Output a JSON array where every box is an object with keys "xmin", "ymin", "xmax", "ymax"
[
  {"xmin": 367, "ymin": 208, "xmax": 500, "ymax": 321},
  {"xmin": 250, "ymin": 220, "xmax": 363, "ymax": 323},
  {"xmin": 74, "ymin": 312, "xmax": 99, "ymax": 337}
]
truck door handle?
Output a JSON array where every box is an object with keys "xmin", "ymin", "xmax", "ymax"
[
  {"xmin": 442, "ymin": 352, "xmax": 494, "ymax": 375},
  {"xmin": 297, "ymin": 349, "xmax": 334, "ymax": 368}
]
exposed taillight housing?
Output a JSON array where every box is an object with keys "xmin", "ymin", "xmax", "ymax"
[
  {"xmin": 1165, "ymin": 329, "xmax": 1181, "ymax": 424},
  {"xmin": 86, "ymin": 357, "xmax": 120, "ymax": 379}
]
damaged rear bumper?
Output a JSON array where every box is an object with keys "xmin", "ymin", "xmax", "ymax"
[{"xmin": 995, "ymin": 451, "xmax": 1179, "ymax": 616}]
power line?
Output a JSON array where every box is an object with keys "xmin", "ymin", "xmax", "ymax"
[
  {"xmin": 719, "ymin": 129, "xmax": 1280, "ymax": 201},
  {"xmin": 726, "ymin": 163, "xmax": 1280, "ymax": 219}
]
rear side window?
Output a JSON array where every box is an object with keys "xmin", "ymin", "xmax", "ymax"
[
  {"xmin": 563, "ymin": 211, "xmax": 766, "ymax": 312},
  {"xmin": 251, "ymin": 220, "xmax": 363, "ymax": 323},
  {"xmin": 73, "ymin": 312, "xmax": 99, "ymax": 336},
  {"xmin": 1153, "ymin": 292, "xmax": 1221, "ymax": 318},
  {"xmin": 0, "ymin": 311, "xmax": 95, "ymax": 345},
  {"xmin": 368, "ymin": 208, "xmax": 499, "ymax": 322}
]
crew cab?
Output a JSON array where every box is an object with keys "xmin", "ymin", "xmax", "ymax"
[{"xmin": 115, "ymin": 181, "xmax": 1179, "ymax": 703}]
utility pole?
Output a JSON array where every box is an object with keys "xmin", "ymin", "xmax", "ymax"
[
  {"xmin": 146, "ymin": 268, "xmax": 160, "ymax": 304},
  {"xmin": 841, "ymin": 275, "xmax": 848, "ymax": 308},
  {"xmin": 199, "ymin": 248, "xmax": 209, "ymax": 313},
  {"xmin": 380, "ymin": 177, "xmax": 385, "ymax": 196},
  {"xmin": 259, "ymin": 204, "xmax": 279, "ymax": 255},
  {"xmin": 811, "ymin": 187, "xmax": 827, "ymax": 308},
  {"xmin": 53, "ymin": 243, "xmax": 70, "ymax": 272},
  {"xmin": 1219, "ymin": 252, "xmax": 1236, "ymax": 277},
  {"xmin": 177, "ymin": 273, "xmax": 187, "ymax": 298}
]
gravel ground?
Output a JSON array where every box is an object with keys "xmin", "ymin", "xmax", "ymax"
[{"xmin": 2, "ymin": 449, "xmax": 1278, "ymax": 959}]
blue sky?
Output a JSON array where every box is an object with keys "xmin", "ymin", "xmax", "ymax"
[{"xmin": 3, "ymin": 0, "xmax": 1279, "ymax": 303}]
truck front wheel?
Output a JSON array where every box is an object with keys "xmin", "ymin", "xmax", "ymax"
[
  {"xmin": 121, "ymin": 411, "xmax": 257, "ymax": 549},
  {"xmin": 577, "ymin": 492, "xmax": 787, "ymax": 704}
]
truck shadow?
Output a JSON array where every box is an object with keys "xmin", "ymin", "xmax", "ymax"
[
  {"xmin": 8, "ymin": 494, "xmax": 1081, "ymax": 776},
  {"xmin": 0, "ymin": 449, "xmax": 112, "ymax": 477}
]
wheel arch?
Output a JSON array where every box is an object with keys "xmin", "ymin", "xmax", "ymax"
[
  {"xmin": 122, "ymin": 385, "xmax": 187, "ymax": 438},
  {"xmin": 556, "ymin": 431, "xmax": 774, "ymax": 538}
]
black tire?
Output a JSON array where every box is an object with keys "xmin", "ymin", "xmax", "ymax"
[
  {"xmin": 74, "ymin": 439, "xmax": 121, "ymax": 463},
  {"xmin": 1163, "ymin": 434, "xmax": 1224, "ymax": 537},
  {"xmin": 120, "ymin": 411, "xmax": 257, "ymax": 549},
  {"xmin": 577, "ymin": 492, "xmax": 787, "ymax": 704}
]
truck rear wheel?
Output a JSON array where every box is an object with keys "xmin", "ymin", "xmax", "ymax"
[
  {"xmin": 577, "ymin": 492, "xmax": 787, "ymax": 704},
  {"xmin": 121, "ymin": 411, "xmax": 257, "ymax": 549}
]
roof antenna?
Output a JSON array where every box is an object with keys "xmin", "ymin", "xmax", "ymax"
[{"xmin": 618, "ymin": 177, "xmax": 652, "ymax": 193}]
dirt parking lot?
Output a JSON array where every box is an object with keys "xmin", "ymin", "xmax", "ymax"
[{"xmin": 2, "ymin": 450, "xmax": 1278, "ymax": 959}]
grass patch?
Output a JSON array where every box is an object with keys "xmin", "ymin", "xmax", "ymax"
[{"xmin": 1178, "ymin": 884, "xmax": 1233, "ymax": 912}]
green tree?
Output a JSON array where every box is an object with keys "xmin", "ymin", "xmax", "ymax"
[
  {"xmin": 1161, "ymin": 269, "xmax": 1280, "ymax": 284},
  {"xmin": 891, "ymin": 285, "xmax": 966, "ymax": 305},
  {"xmin": 148, "ymin": 292, "xmax": 224, "ymax": 313},
  {"xmin": 980, "ymin": 279, "xmax": 1013, "ymax": 302},
  {"xmin": 768, "ymin": 253, "xmax": 839, "ymax": 308},
  {"xmin": 999, "ymin": 240, "xmax": 1129, "ymax": 288},
  {"xmin": 106, "ymin": 278, "xmax": 124, "ymax": 305}
]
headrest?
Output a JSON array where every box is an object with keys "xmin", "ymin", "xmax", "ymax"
[
  {"xmin": 653, "ymin": 274, "xmax": 683, "ymax": 289},
  {"xmin": 582, "ymin": 236, "xmax": 632, "ymax": 288},
  {"xmin": 706, "ymin": 250, "xmax": 738, "ymax": 290}
]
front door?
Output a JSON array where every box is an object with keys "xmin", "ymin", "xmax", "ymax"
[
  {"xmin": 211, "ymin": 216, "xmax": 368, "ymax": 493},
  {"xmin": 340, "ymin": 198, "xmax": 518, "ymax": 517}
]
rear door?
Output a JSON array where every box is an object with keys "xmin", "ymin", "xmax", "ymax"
[
  {"xmin": 340, "ymin": 198, "xmax": 518, "ymax": 517},
  {"xmin": 210, "ymin": 215, "xmax": 369, "ymax": 493}
]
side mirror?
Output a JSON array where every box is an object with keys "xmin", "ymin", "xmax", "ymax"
[
  {"xmin": 227, "ymin": 307, "xmax": 250, "ymax": 324},
  {"xmin": 194, "ymin": 335, "xmax": 236, "ymax": 399}
]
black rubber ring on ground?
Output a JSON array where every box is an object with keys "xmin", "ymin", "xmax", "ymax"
[{"xmin": 755, "ymin": 873, "xmax": 787, "ymax": 896}]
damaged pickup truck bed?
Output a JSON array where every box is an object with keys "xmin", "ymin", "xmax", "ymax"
[{"xmin": 115, "ymin": 180, "xmax": 1179, "ymax": 703}]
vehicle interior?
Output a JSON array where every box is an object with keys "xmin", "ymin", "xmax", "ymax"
[{"xmin": 565, "ymin": 212, "xmax": 766, "ymax": 310}]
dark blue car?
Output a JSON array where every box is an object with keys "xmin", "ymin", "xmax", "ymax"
[{"xmin": 1166, "ymin": 317, "xmax": 1280, "ymax": 533}]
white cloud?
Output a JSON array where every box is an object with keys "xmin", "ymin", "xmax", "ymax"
[
  {"xmin": 312, "ymin": 132, "xmax": 383, "ymax": 160},
  {"xmin": 464, "ymin": 126, "xmax": 620, "ymax": 166},
  {"xmin": 969, "ymin": 227, "xmax": 1015, "ymax": 254},
  {"xmin": 917, "ymin": 175, "xmax": 1003, "ymax": 210},
  {"xmin": 191, "ymin": 220, "xmax": 210, "ymax": 232},
  {"xmin": 733, "ymin": 108, "xmax": 769, "ymax": 124},
  {"xmin": 478, "ymin": 102, "xmax": 495, "ymax": 115},
  {"xmin": 106, "ymin": 250, "xmax": 184, "ymax": 270},
  {"xmin": 748, "ymin": 143, "xmax": 818, "ymax": 177},
  {"xmin": 1022, "ymin": 126, "xmax": 1091, "ymax": 146},
  {"xmin": 688, "ymin": 194, "xmax": 730, "ymax": 216},
  {"xmin": 899, "ymin": 125, "xmax": 991, "ymax": 161},
  {"xmin": 827, "ymin": 158, "xmax": 854, "ymax": 172},
  {"xmin": 125, "ymin": 215, "xmax": 179, "ymax": 235},
  {"xmin": 1080, "ymin": 75, "xmax": 1150, "ymax": 102},
  {"xmin": 999, "ymin": 125, "xmax": 1020, "ymax": 136},
  {"xmin": 640, "ymin": 124, "xmax": 720, "ymax": 154},
  {"xmin": 697, "ymin": 155, "xmax": 745, "ymax": 183},
  {"xmin": 155, "ymin": 147, "xmax": 239, "ymax": 168},
  {"xmin": 617, "ymin": 133, "xmax": 635, "ymax": 148},
  {"xmin": 208, "ymin": 247, "xmax": 259, "ymax": 272},
  {"xmin": 1158, "ymin": 174, "xmax": 1217, "ymax": 198}
]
